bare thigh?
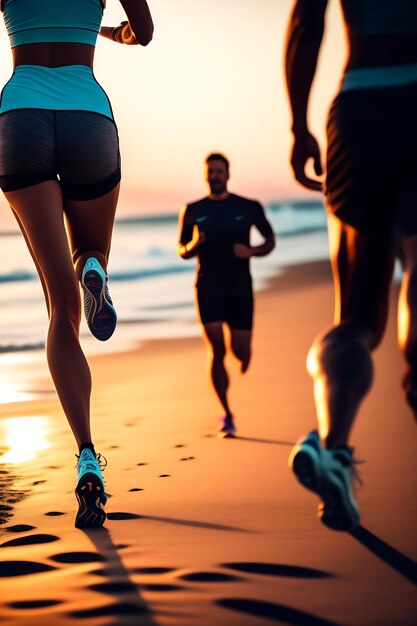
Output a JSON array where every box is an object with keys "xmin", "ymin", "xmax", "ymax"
[
  {"xmin": 202, "ymin": 322, "xmax": 226, "ymax": 357},
  {"xmin": 64, "ymin": 184, "xmax": 120, "ymax": 271},
  {"xmin": 5, "ymin": 181, "xmax": 80, "ymax": 315}
]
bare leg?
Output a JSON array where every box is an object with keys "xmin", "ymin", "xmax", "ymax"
[
  {"xmin": 5, "ymin": 182, "xmax": 93, "ymax": 447},
  {"xmin": 202, "ymin": 322, "xmax": 233, "ymax": 416},
  {"xmin": 398, "ymin": 233, "xmax": 417, "ymax": 419},
  {"xmin": 11, "ymin": 206, "xmax": 50, "ymax": 316},
  {"xmin": 307, "ymin": 215, "xmax": 395, "ymax": 449},
  {"xmin": 230, "ymin": 328, "xmax": 252, "ymax": 373},
  {"xmin": 63, "ymin": 184, "xmax": 120, "ymax": 278}
]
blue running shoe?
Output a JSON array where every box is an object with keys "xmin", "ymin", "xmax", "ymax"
[
  {"xmin": 75, "ymin": 449, "xmax": 107, "ymax": 528},
  {"xmin": 81, "ymin": 257, "xmax": 117, "ymax": 341},
  {"xmin": 289, "ymin": 430, "xmax": 361, "ymax": 531},
  {"xmin": 219, "ymin": 414, "xmax": 236, "ymax": 438},
  {"xmin": 288, "ymin": 429, "xmax": 322, "ymax": 494},
  {"xmin": 318, "ymin": 447, "xmax": 361, "ymax": 531}
]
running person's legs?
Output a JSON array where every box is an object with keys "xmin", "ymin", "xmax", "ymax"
[
  {"xmin": 202, "ymin": 321, "xmax": 234, "ymax": 420},
  {"xmin": 5, "ymin": 181, "xmax": 93, "ymax": 448},
  {"xmin": 308, "ymin": 215, "xmax": 395, "ymax": 449},
  {"xmin": 290, "ymin": 215, "xmax": 395, "ymax": 530},
  {"xmin": 59, "ymin": 111, "xmax": 121, "ymax": 341},
  {"xmin": 230, "ymin": 329, "xmax": 252, "ymax": 373}
]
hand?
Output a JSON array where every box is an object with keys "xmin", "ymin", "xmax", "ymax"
[
  {"xmin": 290, "ymin": 132, "xmax": 323, "ymax": 191},
  {"xmin": 233, "ymin": 243, "xmax": 252, "ymax": 259}
]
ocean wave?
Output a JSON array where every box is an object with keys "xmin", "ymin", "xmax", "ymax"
[{"xmin": 0, "ymin": 341, "xmax": 45, "ymax": 353}]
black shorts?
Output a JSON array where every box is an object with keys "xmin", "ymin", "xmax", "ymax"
[
  {"xmin": 0, "ymin": 109, "xmax": 121, "ymax": 200},
  {"xmin": 196, "ymin": 291, "xmax": 253, "ymax": 330},
  {"xmin": 325, "ymin": 82, "xmax": 417, "ymax": 236}
]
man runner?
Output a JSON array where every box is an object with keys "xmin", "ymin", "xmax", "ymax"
[{"xmin": 178, "ymin": 153, "xmax": 275, "ymax": 436}]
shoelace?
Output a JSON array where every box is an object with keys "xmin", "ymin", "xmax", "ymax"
[
  {"xmin": 350, "ymin": 457, "xmax": 364, "ymax": 488},
  {"xmin": 75, "ymin": 451, "xmax": 108, "ymax": 471}
]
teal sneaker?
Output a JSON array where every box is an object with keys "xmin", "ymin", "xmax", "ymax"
[
  {"xmin": 289, "ymin": 430, "xmax": 361, "ymax": 531},
  {"xmin": 288, "ymin": 429, "xmax": 322, "ymax": 494},
  {"xmin": 318, "ymin": 447, "xmax": 361, "ymax": 531},
  {"xmin": 75, "ymin": 449, "xmax": 107, "ymax": 529},
  {"xmin": 81, "ymin": 257, "xmax": 117, "ymax": 341}
]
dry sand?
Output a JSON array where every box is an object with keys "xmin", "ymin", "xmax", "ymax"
[{"xmin": 0, "ymin": 260, "xmax": 416, "ymax": 626}]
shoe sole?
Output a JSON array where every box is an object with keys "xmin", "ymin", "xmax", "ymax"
[
  {"xmin": 318, "ymin": 476, "xmax": 360, "ymax": 532},
  {"xmin": 75, "ymin": 472, "xmax": 107, "ymax": 529},
  {"xmin": 290, "ymin": 448, "xmax": 321, "ymax": 494},
  {"xmin": 218, "ymin": 431, "xmax": 236, "ymax": 439},
  {"xmin": 82, "ymin": 270, "xmax": 117, "ymax": 342}
]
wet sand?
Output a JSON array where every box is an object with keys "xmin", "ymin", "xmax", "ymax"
[{"xmin": 0, "ymin": 260, "xmax": 416, "ymax": 626}]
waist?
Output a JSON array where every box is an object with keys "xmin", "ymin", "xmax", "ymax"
[
  {"xmin": 341, "ymin": 62, "xmax": 417, "ymax": 91},
  {"xmin": 13, "ymin": 43, "xmax": 94, "ymax": 69},
  {"xmin": 0, "ymin": 65, "xmax": 113, "ymax": 119}
]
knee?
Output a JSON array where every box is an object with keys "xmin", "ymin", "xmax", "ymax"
[
  {"xmin": 50, "ymin": 289, "xmax": 81, "ymax": 329},
  {"xmin": 209, "ymin": 342, "xmax": 226, "ymax": 361},
  {"xmin": 231, "ymin": 342, "xmax": 250, "ymax": 364},
  {"xmin": 307, "ymin": 323, "xmax": 373, "ymax": 394}
]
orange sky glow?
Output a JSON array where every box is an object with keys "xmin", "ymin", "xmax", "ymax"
[{"xmin": 0, "ymin": 0, "xmax": 346, "ymax": 230}]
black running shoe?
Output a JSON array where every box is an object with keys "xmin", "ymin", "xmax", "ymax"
[{"xmin": 75, "ymin": 449, "xmax": 107, "ymax": 529}]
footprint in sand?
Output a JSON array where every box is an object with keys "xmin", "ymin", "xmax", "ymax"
[
  {"xmin": 106, "ymin": 512, "xmax": 141, "ymax": 521},
  {"xmin": 49, "ymin": 552, "xmax": 106, "ymax": 564},
  {"xmin": 136, "ymin": 462, "xmax": 147, "ymax": 466},
  {"xmin": 0, "ymin": 534, "xmax": 59, "ymax": 548},
  {"xmin": 5, "ymin": 524, "xmax": 36, "ymax": 533},
  {"xmin": 8, "ymin": 600, "xmax": 63, "ymax": 609},
  {"xmin": 33, "ymin": 480, "xmax": 46, "ymax": 485},
  {"xmin": 44, "ymin": 511, "xmax": 66, "ymax": 516},
  {"xmin": 221, "ymin": 562, "xmax": 333, "ymax": 579},
  {"xmin": 68, "ymin": 603, "xmax": 149, "ymax": 618},
  {"xmin": 159, "ymin": 474, "xmax": 170, "ymax": 478},
  {"xmin": 180, "ymin": 456, "xmax": 195, "ymax": 461},
  {"xmin": 142, "ymin": 584, "xmax": 183, "ymax": 592},
  {"xmin": 133, "ymin": 567, "xmax": 176, "ymax": 575},
  {"xmin": 128, "ymin": 488, "xmax": 143, "ymax": 492},
  {"xmin": 89, "ymin": 581, "xmax": 137, "ymax": 594},
  {"xmin": 0, "ymin": 561, "xmax": 56, "ymax": 577},
  {"xmin": 179, "ymin": 571, "xmax": 240, "ymax": 583},
  {"xmin": 174, "ymin": 444, "xmax": 185, "ymax": 448}
]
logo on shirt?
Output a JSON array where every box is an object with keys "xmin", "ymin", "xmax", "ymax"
[
  {"xmin": 234, "ymin": 214, "xmax": 245, "ymax": 221},
  {"xmin": 196, "ymin": 216, "xmax": 208, "ymax": 223}
]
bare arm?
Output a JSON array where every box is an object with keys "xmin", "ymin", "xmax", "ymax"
[
  {"xmin": 177, "ymin": 205, "xmax": 203, "ymax": 260},
  {"xmin": 100, "ymin": 0, "xmax": 154, "ymax": 46},
  {"xmin": 285, "ymin": 0, "xmax": 328, "ymax": 190},
  {"xmin": 234, "ymin": 203, "xmax": 276, "ymax": 259}
]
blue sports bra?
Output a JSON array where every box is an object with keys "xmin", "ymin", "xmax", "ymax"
[{"xmin": 1, "ymin": 0, "xmax": 105, "ymax": 48}]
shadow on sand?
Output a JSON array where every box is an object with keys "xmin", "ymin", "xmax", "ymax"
[
  {"xmin": 225, "ymin": 435, "xmax": 295, "ymax": 446},
  {"xmin": 350, "ymin": 525, "xmax": 417, "ymax": 586},
  {"xmin": 67, "ymin": 527, "xmax": 158, "ymax": 626},
  {"xmin": 216, "ymin": 598, "xmax": 341, "ymax": 626}
]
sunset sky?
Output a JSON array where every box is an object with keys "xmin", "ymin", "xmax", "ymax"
[{"xmin": 0, "ymin": 0, "xmax": 346, "ymax": 230}]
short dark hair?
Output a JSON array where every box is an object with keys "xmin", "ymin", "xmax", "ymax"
[{"xmin": 205, "ymin": 153, "xmax": 229, "ymax": 171}]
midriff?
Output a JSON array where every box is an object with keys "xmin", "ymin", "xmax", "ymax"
[{"xmin": 12, "ymin": 42, "xmax": 95, "ymax": 68}]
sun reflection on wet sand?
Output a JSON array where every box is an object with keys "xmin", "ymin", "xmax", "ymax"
[
  {"xmin": 0, "ymin": 383, "xmax": 36, "ymax": 404},
  {"xmin": 1, "ymin": 416, "xmax": 50, "ymax": 464}
]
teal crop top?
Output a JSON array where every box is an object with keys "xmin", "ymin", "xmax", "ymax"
[{"xmin": 1, "ymin": 0, "xmax": 105, "ymax": 48}]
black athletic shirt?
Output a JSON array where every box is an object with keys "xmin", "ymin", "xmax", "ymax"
[{"xmin": 179, "ymin": 193, "xmax": 274, "ymax": 296}]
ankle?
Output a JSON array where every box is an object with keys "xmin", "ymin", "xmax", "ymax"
[{"xmin": 79, "ymin": 441, "xmax": 96, "ymax": 455}]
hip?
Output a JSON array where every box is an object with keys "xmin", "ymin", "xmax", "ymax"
[{"xmin": 0, "ymin": 64, "xmax": 114, "ymax": 120}]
